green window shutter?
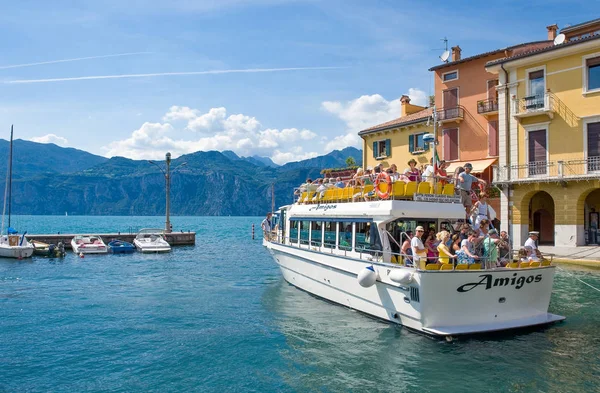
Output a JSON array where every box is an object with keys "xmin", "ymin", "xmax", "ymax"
[
  {"xmin": 408, "ymin": 135, "xmax": 414, "ymax": 153},
  {"xmin": 372, "ymin": 141, "xmax": 377, "ymax": 158},
  {"xmin": 385, "ymin": 139, "xmax": 391, "ymax": 157}
]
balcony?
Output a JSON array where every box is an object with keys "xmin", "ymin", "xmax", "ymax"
[
  {"xmin": 512, "ymin": 92, "xmax": 554, "ymax": 120},
  {"xmin": 493, "ymin": 156, "xmax": 600, "ymax": 184},
  {"xmin": 436, "ymin": 106, "xmax": 464, "ymax": 125},
  {"xmin": 477, "ymin": 98, "xmax": 498, "ymax": 117}
]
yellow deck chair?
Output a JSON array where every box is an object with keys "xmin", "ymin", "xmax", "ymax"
[
  {"xmin": 507, "ymin": 262, "xmax": 520, "ymax": 268},
  {"xmin": 332, "ymin": 187, "xmax": 344, "ymax": 202},
  {"xmin": 456, "ymin": 264, "xmax": 469, "ymax": 270},
  {"xmin": 442, "ymin": 184, "xmax": 455, "ymax": 195},
  {"xmin": 469, "ymin": 263, "xmax": 482, "ymax": 270},
  {"xmin": 377, "ymin": 182, "xmax": 391, "ymax": 199},
  {"xmin": 362, "ymin": 184, "xmax": 374, "ymax": 199},
  {"xmin": 435, "ymin": 183, "xmax": 443, "ymax": 195},
  {"xmin": 405, "ymin": 181, "xmax": 417, "ymax": 197},
  {"xmin": 519, "ymin": 261, "xmax": 531, "ymax": 268},
  {"xmin": 304, "ymin": 191, "xmax": 315, "ymax": 203},
  {"xmin": 425, "ymin": 264, "xmax": 441, "ymax": 270},
  {"xmin": 392, "ymin": 182, "xmax": 405, "ymax": 199},
  {"xmin": 529, "ymin": 261, "xmax": 541, "ymax": 267},
  {"xmin": 417, "ymin": 182, "xmax": 430, "ymax": 194},
  {"xmin": 340, "ymin": 187, "xmax": 352, "ymax": 202},
  {"xmin": 541, "ymin": 260, "xmax": 551, "ymax": 266},
  {"xmin": 440, "ymin": 263, "xmax": 454, "ymax": 270},
  {"xmin": 298, "ymin": 191, "xmax": 307, "ymax": 203}
]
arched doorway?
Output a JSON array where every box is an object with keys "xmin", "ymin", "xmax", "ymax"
[
  {"xmin": 528, "ymin": 191, "xmax": 554, "ymax": 245},
  {"xmin": 584, "ymin": 189, "xmax": 600, "ymax": 245}
]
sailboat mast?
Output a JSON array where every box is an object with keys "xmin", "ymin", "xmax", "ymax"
[
  {"xmin": 8, "ymin": 126, "xmax": 13, "ymax": 228},
  {"xmin": 0, "ymin": 126, "xmax": 10, "ymax": 236}
]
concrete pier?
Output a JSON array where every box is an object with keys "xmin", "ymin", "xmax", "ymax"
[{"xmin": 28, "ymin": 232, "xmax": 195, "ymax": 249}]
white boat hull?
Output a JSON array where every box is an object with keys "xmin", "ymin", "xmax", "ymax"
[
  {"xmin": 133, "ymin": 239, "xmax": 171, "ymax": 253},
  {"xmin": 0, "ymin": 244, "xmax": 34, "ymax": 258},
  {"xmin": 267, "ymin": 242, "xmax": 564, "ymax": 336}
]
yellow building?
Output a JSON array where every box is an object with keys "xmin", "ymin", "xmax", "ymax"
[
  {"xmin": 359, "ymin": 95, "xmax": 434, "ymax": 171},
  {"xmin": 486, "ymin": 21, "xmax": 600, "ymax": 247}
]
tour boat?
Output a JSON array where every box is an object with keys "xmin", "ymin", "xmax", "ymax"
[
  {"xmin": 263, "ymin": 193, "xmax": 565, "ymax": 337},
  {"xmin": 133, "ymin": 229, "xmax": 171, "ymax": 253},
  {"xmin": 108, "ymin": 240, "xmax": 136, "ymax": 254},
  {"xmin": 71, "ymin": 235, "xmax": 108, "ymax": 254}
]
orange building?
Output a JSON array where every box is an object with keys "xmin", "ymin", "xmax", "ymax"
[{"xmin": 428, "ymin": 39, "xmax": 553, "ymax": 183}]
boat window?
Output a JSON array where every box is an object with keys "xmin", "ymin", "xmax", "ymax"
[
  {"xmin": 299, "ymin": 221, "xmax": 310, "ymax": 245},
  {"xmin": 338, "ymin": 221, "xmax": 353, "ymax": 251},
  {"xmin": 289, "ymin": 221, "xmax": 299, "ymax": 244},
  {"xmin": 323, "ymin": 221, "xmax": 336, "ymax": 249},
  {"xmin": 355, "ymin": 222, "xmax": 371, "ymax": 252},
  {"xmin": 311, "ymin": 221, "xmax": 322, "ymax": 247}
]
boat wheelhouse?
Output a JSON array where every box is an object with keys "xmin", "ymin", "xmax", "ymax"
[{"xmin": 264, "ymin": 193, "xmax": 564, "ymax": 337}]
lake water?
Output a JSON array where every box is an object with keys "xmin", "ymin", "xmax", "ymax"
[{"xmin": 1, "ymin": 216, "xmax": 599, "ymax": 392}]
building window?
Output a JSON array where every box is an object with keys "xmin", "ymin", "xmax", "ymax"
[
  {"xmin": 527, "ymin": 70, "xmax": 545, "ymax": 109},
  {"xmin": 442, "ymin": 70, "xmax": 458, "ymax": 82},
  {"xmin": 408, "ymin": 133, "xmax": 429, "ymax": 154},
  {"xmin": 588, "ymin": 121, "xmax": 600, "ymax": 172},
  {"xmin": 372, "ymin": 139, "xmax": 391, "ymax": 159},
  {"xmin": 528, "ymin": 129, "xmax": 547, "ymax": 176},
  {"xmin": 442, "ymin": 128, "xmax": 459, "ymax": 161},
  {"xmin": 586, "ymin": 56, "xmax": 600, "ymax": 92}
]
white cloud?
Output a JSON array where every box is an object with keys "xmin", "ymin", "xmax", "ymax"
[
  {"xmin": 29, "ymin": 134, "xmax": 68, "ymax": 146},
  {"xmin": 321, "ymin": 89, "xmax": 428, "ymax": 150},
  {"xmin": 103, "ymin": 106, "xmax": 319, "ymax": 162}
]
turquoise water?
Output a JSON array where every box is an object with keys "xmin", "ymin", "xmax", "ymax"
[{"xmin": 1, "ymin": 216, "xmax": 600, "ymax": 393}]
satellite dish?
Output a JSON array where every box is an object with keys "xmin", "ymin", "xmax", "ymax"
[
  {"xmin": 554, "ymin": 33, "xmax": 566, "ymax": 45},
  {"xmin": 440, "ymin": 50, "xmax": 450, "ymax": 62}
]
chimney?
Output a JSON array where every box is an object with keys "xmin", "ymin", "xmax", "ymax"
[
  {"xmin": 400, "ymin": 95, "xmax": 411, "ymax": 116},
  {"xmin": 451, "ymin": 46, "xmax": 461, "ymax": 62},
  {"xmin": 547, "ymin": 24, "xmax": 558, "ymax": 41}
]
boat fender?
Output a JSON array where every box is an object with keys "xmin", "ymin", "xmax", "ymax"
[
  {"xmin": 79, "ymin": 252, "xmax": 85, "ymax": 258},
  {"xmin": 357, "ymin": 265, "xmax": 378, "ymax": 288},
  {"xmin": 389, "ymin": 269, "xmax": 413, "ymax": 285}
]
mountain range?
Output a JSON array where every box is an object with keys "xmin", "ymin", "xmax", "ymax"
[{"xmin": 0, "ymin": 139, "xmax": 362, "ymax": 216}]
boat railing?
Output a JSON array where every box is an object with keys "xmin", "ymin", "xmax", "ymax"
[{"xmin": 266, "ymin": 235, "xmax": 549, "ymax": 271}]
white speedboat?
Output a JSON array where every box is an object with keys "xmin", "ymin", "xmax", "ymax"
[
  {"xmin": 71, "ymin": 235, "xmax": 108, "ymax": 254},
  {"xmin": 264, "ymin": 194, "xmax": 564, "ymax": 337},
  {"xmin": 133, "ymin": 229, "xmax": 171, "ymax": 253}
]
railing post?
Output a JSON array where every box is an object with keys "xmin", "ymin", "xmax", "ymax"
[{"xmin": 557, "ymin": 160, "xmax": 564, "ymax": 178}]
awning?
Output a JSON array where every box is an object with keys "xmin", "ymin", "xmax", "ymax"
[{"xmin": 445, "ymin": 158, "xmax": 497, "ymax": 174}]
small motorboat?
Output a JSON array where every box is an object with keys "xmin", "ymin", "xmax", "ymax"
[
  {"xmin": 71, "ymin": 235, "xmax": 108, "ymax": 254},
  {"xmin": 31, "ymin": 240, "xmax": 66, "ymax": 257},
  {"xmin": 108, "ymin": 240, "xmax": 135, "ymax": 254},
  {"xmin": 133, "ymin": 229, "xmax": 171, "ymax": 253}
]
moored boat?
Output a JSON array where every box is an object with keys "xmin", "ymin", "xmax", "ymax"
[
  {"xmin": 264, "ymin": 190, "xmax": 565, "ymax": 337},
  {"xmin": 133, "ymin": 229, "xmax": 171, "ymax": 253},
  {"xmin": 71, "ymin": 235, "xmax": 108, "ymax": 254},
  {"xmin": 31, "ymin": 240, "xmax": 66, "ymax": 257},
  {"xmin": 108, "ymin": 239, "xmax": 135, "ymax": 254}
]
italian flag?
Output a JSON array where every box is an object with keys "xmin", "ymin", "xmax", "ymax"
[{"xmin": 433, "ymin": 145, "xmax": 441, "ymax": 173}]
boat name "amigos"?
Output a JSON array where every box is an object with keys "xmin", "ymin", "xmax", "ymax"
[
  {"xmin": 308, "ymin": 204, "xmax": 337, "ymax": 212},
  {"xmin": 457, "ymin": 273, "xmax": 542, "ymax": 293}
]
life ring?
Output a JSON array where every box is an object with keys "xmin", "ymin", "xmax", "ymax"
[{"xmin": 374, "ymin": 172, "xmax": 392, "ymax": 199}]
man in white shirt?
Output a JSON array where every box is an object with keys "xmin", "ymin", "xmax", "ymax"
[
  {"xmin": 524, "ymin": 231, "xmax": 539, "ymax": 250},
  {"xmin": 261, "ymin": 212, "xmax": 272, "ymax": 240},
  {"xmin": 422, "ymin": 158, "xmax": 435, "ymax": 185},
  {"xmin": 411, "ymin": 226, "xmax": 427, "ymax": 268}
]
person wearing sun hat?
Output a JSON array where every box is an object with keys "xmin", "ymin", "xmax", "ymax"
[
  {"xmin": 404, "ymin": 159, "xmax": 421, "ymax": 182},
  {"xmin": 411, "ymin": 226, "xmax": 427, "ymax": 268},
  {"xmin": 525, "ymin": 231, "xmax": 539, "ymax": 250}
]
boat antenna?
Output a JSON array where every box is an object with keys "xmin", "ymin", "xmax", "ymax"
[
  {"xmin": 271, "ymin": 183, "xmax": 275, "ymax": 214},
  {"xmin": 8, "ymin": 125, "xmax": 13, "ymax": 228}
]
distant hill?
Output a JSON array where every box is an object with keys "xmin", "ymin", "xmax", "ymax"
[{"xmin": 1, "ymin": 141, "xmax": 362, "ymax": 215}]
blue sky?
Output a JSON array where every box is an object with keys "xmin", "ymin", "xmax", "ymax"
[{"xmin": 0, "ymin": 0, "xmax": 594, "ymax": 163}]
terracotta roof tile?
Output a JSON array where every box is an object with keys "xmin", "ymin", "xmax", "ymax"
[
  {"xmin": 486, "ymin": 33, "xmax": 600, "ymax": 67},
  {"xmin": 358, "ymin": 108, "xmax": 432, "ymax": 135}
]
